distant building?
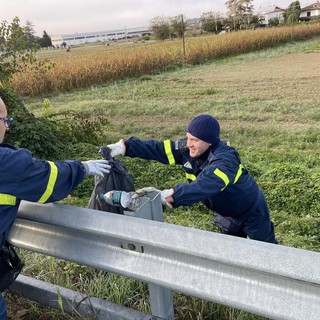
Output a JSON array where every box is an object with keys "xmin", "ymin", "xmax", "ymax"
[
  {"xmin": 186, "ymin": 18, "xmax": 202, "ymax": 30},
  {"xmin": 300, "ymin": 2, "xmax": 320, "ymax": 21},
  {"xmin": 258, "ymin": 6, "xmax": 285, "ymax": 26},
  {"xmin": 50, "ymin": 35, "xmax": 64, "ymax": 47},
  {"xmin": 51, "ymin": 26, "xmax": 151, "ymax": 47}
]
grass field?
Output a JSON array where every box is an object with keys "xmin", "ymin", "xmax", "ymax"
[{"xmin": 6, "ymin": 37, "xmax": 320, "ymax": 319}]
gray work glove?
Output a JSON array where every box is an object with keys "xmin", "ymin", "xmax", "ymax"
[
  {"xmin": 133, "ymin": 187, "xmax": 174, "ymax": 208},
  {"xmin": 160, "ymin": 188, "xmax": 174, "ymax": 208},
  {"xmin": 82, "ymin": 159, "xmax": 111, "ymax": 177},
  {"xmin": 106, "ymin": 139, "xmax": 126, "ymax": 157}
]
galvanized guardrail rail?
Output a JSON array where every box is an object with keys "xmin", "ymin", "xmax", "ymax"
[{"xmin": 7, "ymin": 192, "xmax": 320, "ymax": 320}]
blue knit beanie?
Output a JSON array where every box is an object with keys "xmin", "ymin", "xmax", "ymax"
[{"xmin": 187, "ymin": 114, "xmax": 220, "ymax": 145}]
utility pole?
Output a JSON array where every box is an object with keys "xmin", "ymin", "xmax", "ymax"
[{"xmin": 181, "ymin": 14, "xmax": 186, "ymax": 65}]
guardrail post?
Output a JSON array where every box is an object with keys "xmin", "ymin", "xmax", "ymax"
[
  {"xmin": 148, "ymin": 283, "xmax": 175, "ymax": 320},
  {"xmin": 124, "ymin": 190, "xmax": 175, "ymax": 320}
]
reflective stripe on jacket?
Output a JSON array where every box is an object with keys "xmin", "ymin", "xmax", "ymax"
[
  {"xmin": 0, "ymin": 143, "xmax": 86, "ymax": 247},
  {"xmin": 125, "ymin": 136, "xmax": 260, "ymax": 217}
]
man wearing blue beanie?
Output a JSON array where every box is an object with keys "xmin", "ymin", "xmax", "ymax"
[{"xmin": 106, "ymin": 114, "xmax": 277, "ymax": 244}]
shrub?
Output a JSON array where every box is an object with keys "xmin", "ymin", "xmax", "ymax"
[{"xmin": 0, "ymin": 87, "xmax": 64, "ymax": 159}]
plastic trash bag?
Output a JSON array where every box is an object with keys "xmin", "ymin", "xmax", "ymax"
[{"xmin": 88, "ymin": 146, "xmax": 135, "ymax": 214}]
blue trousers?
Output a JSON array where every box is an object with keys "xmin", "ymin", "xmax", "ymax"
[
  {"xmin": 214, "ymin": 190, "xmax": 278, "ymax": 244},
  {"xmin": 0, "ymin": 293, "xmax": 7, "ymax": 320}
]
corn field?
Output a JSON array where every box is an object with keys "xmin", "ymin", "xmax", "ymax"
[{"xmin": 10, "ymin": 23, "xmax": 320, "ymax": 97}]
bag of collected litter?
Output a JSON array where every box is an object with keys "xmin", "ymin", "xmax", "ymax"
[{"xmin": 88, "ymin": 146, "xmax": 135, "ymax": 214}]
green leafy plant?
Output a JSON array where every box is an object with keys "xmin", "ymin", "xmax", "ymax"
[
  {"xmin": 0, "ymin": 87, "xmax": 64, "ymax": 159},
  {"xmin": 52, "ymin": 110, "xmax": 110, "ymax": 145},
  {"xmin": 0, "ymin": 17, "xmax": 53, "ymax": 85}
]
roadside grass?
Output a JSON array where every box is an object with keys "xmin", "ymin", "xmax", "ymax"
[{"xmin": 8, "ymin": 37, "xmax": 320, "ymax": 319}]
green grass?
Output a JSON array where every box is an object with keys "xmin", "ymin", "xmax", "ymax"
[{"xmin": 10, "ymin": 37, "xmax": 320, "ymax": 319}]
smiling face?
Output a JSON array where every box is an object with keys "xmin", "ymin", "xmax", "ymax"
[
  {"xmin": 0, "ymin": 98, "xmax": 8, "ymax": 143},
  {"xmin": 186, "ymin": 132, "xmax": 211, "ymax": 158}
]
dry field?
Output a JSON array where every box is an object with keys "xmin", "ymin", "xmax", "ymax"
[
  {"xmin": 194, "ymin": 53, "xmax": 320, "ymax": 102},
  {"xmin": 186, "ymin": 52, "xmax": 320, "ymax": 129},
  {"xmin": 90, "ymin": 50, "xmax": 320, "ymax": 139}
]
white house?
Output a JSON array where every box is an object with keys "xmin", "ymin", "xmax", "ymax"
[
  {"xmin": 258, "ymin": 6, "xmax": 285, "ymax": 26},
  {"xmin": 300, "ymin": 2, "xmax": 320, "ymax": 21}
]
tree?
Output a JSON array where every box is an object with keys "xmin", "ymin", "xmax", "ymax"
[
  {"xmin": 0, "ymin": 17, "xmax": 51, "ymax": 85},
  {"xmin": 225, "ymin": 0, "xmax": 239, "ymax": 30},
  {"xmin": 225, "ymin": 0, "xmax": 254, "ymax": 30},
  {"xmin": 39, "ymin": 30, "xmax": 52, "ymax": 47},
  {"xmin": 170, "ymin": 15, "xmax": 186, "ymax": 38},
  {"xmin": 201, "ymin": 11, "xmax": 224, "ymax": 33},
  {"xmin": 149, "ymin": 16, "xmax": 170, "ymax": 40},
  {"xmin": 23, "ymin": 20, "xmax": 37, "ymax": 49},
  {"xmin": 269, "ymin": 17, "xmax": 280, "ymax": 27},
  {"xmin": 283, "ymin": 1, "xmax": 301, "ymax": 24}
]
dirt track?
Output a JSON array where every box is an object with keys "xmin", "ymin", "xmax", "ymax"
[{"xmin": 188, "ymin": 52, "xmax": 320, "ymax": 102}]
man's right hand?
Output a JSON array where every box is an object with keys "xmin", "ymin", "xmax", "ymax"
[{"xmin": 107, "ymin": 139, "xmax": 126, "ymax": 157}]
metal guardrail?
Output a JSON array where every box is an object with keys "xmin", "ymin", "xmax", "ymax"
[
  {"xmin": 7, "ymin": 195, "xmax": 320, "ymax": 320},
  {"xmin": 9, "ymin": 274, "xmax": 153, "ymax": 320}
]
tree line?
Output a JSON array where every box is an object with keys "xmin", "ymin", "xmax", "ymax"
[{"xmin": 149, "ymin": 0, "xmax": 304, "ymax": 40}]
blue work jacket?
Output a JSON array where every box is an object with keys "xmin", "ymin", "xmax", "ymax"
[
  {"xmin": 125, "ymin": 137, "xmax": 260, "ymax": 217},
  {"xmin": 0, "ymin": 143, "xmax": 86, "ymax": 248}
]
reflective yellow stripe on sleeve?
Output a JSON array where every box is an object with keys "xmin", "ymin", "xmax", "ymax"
[
  {"xmin": 164, "ymin": 140, "xmax": 175, "ymax": 165},
  {"xmin": 213, "ymin": 168, "xmax": 230, "ymax": 191},
  {"xmin": 0, "ymin": 194, "xmax": 16, "ymax": 205},
  {"xmin": 38, "ymin": 161, "xmax": 58, "ymax": 204},
  {"xmin": 185, "ymin": 173, "xmax": 196, "ymax": 181},
  {"xmin": 233, "ymin": 163, "xmax": 244, "ymax": 184}
]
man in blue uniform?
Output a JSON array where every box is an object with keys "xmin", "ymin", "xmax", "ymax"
[
  {"xmin": 107, "ymin": 114, "xmax": 277, "ymax": 245},
  {"xmin": 0, "ymin": 97, "xmax": 111, "ymax": 319}
]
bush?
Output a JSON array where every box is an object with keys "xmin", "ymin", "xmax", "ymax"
[
  {"xmin": 0, "ymin": 88, "xmax": 110, "ymax": 160},
  {"xmin": 0, "ymin": 87, "xmax": 64, "ymax": 159},
  {"xmin": 51, "ymin": 110, "xmax": 110, "ymax": 146}
]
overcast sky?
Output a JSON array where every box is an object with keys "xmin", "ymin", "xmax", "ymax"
[{"xmin": 0, "ymin": 0, "xmax": 310, "ymax": 36}]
